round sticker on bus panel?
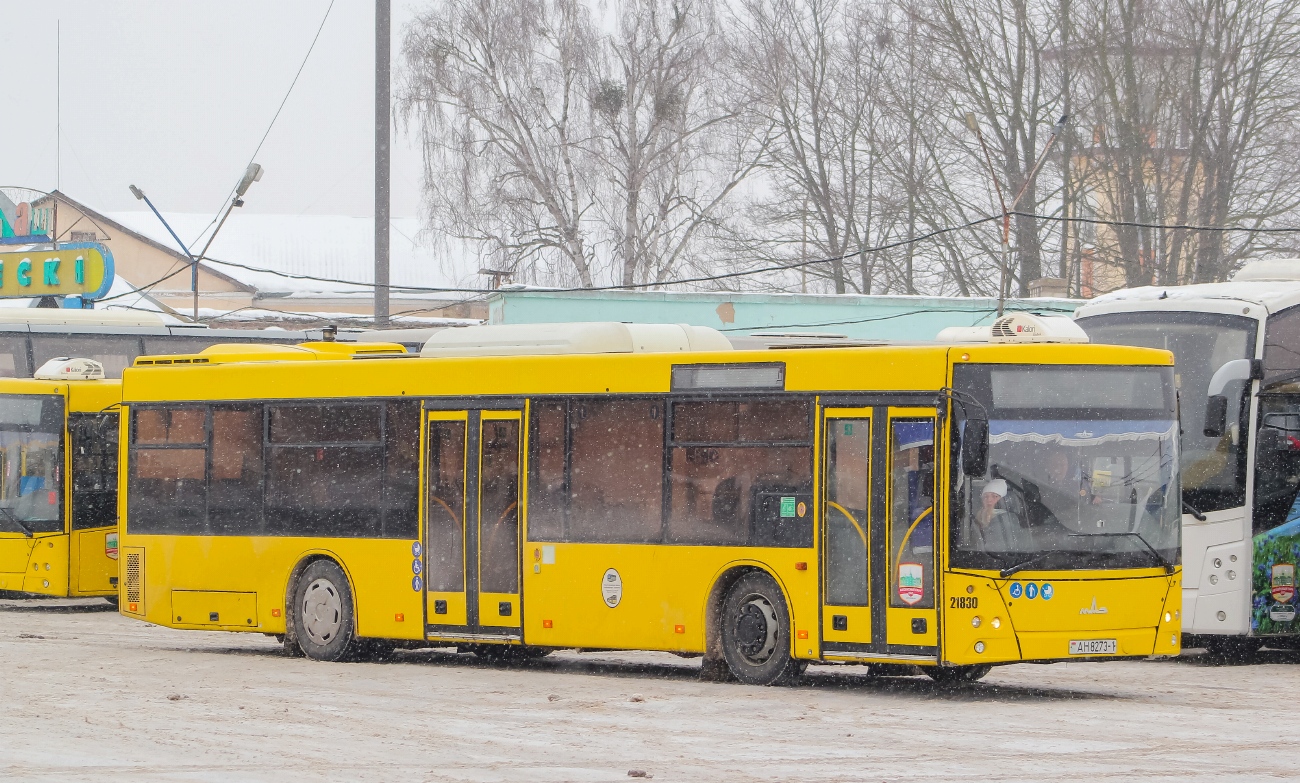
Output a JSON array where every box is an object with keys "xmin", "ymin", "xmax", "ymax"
[
  {"xmin": 1026, "ymin": 583, "xmax": 1039, "ymax": 599},
  {"xmin": 898, "ymin": 563, "xmax": 924, "ymax": 605},
  {"xmin": 1009, "ymin": 582, "xmax": 1023, "ymax": 599},
  {"xmin": 412, "ymin": 576, "xmax": 423, "ymax": 592},
  {"xmin": 1041, "ymin": 583, "xmax": 1054, "ymax": 600},
  {"xmin": 412, "ymin": 558, "xmax": 423, "ymax": 575},
  {"xmin": 602, "ymin": 568, "xmax": 623, "ymax": 608},
  {"xmin": 412, "ymin": 541, "xmax": 422, "ymax": 558}
]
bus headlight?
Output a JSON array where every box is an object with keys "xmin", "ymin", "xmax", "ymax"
[
  {"xmin": 971, "ymin": 616, "xmax": 981, "ymax": 628},
  {"xmin": 1164, "ymin": 612, "xmax": 1172, "ymax": 623},
  {"xmin": 991, "ymin": 617, "xmax": 1001, "ymax": 629},
  {"xmin": 974, "ymin": 641, "xmax": 985, "ymax": 654}
]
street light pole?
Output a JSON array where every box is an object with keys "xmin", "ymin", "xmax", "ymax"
[
  {"xmin": 130, "ymin": 184, "xmax": 200, "ymax": 322},
  {"xmin": 374, "ymin": 0, "xmax": 392, "ymax": 327},
  {"xmin": 965, "ymin": 114, "xmax": 1070, "ymax": 316}
]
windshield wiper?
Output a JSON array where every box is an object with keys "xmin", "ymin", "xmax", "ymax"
[
  {"xmin": 999, "ymin": 552, "xmax": 1057, "ymax": 578},
  {"xmin": 1069, "ymin": 532, "xmax": 1175, "ymax": 574},
  {"xmin": 0, "ymin": 506, "xmax": 33, "ymax": 538},
  {"xmin": 1182, "ymin": 501, "xmax": 1207, "ymax": 521}
]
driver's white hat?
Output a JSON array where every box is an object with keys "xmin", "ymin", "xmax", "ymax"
[{"xmin": 982, "ymin": 479, "xmax": 1008, "ymax": 498}]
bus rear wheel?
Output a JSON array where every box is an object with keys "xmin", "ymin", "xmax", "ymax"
[
  {"xmin": 290, "ymin": 560, "xmax": 361, "ymax": 663},
  {"xmin": 720, "ymin": 572, "xmax": 804, "ymax": 686},
  {"xmin": 925, "ymin": 665, "xmax": 992, "ymax": 686}
]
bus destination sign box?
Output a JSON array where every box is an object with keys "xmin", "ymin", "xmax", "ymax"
[{"xmin": 0, "ymin": 243, "xmax": 115, "ymax": 301}]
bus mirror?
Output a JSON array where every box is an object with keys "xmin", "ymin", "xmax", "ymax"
[
  {"xmin": 1258, "ymin": 426, "xmax": 1288, "ymax": 453},
  {"xmin": 962, "ymin": 418, "xmax": 989, "ymax": 476},
  {"xmin": 1203, "ymin": 395, "xmax": 1228, "ymax": 438}
]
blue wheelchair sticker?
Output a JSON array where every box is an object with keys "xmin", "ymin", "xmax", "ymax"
[
  {"xmin": 1026, "ymin": 583, "xmax": 1039, "ymax": 599},
  {"xmin": 1009, "ymin": 582, "xmax": 1023, "ymax": 599}
]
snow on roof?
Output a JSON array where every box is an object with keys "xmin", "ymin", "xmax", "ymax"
[
  {"xmin": 1079, "ymin": 280, "xmax": 1300, "ymax": 317},
  {"xmin": 106, "ymin": 212, "xmax": 480, "ymax": 296}
]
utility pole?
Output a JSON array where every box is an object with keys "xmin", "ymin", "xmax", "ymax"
[{"xmin": 374, "ymin": 0, "xmax": 391, "ymax": 326}]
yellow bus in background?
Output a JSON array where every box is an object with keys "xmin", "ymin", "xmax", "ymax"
[
  {"xmin": 117, "ymin": 318, "xmax": 1182, "ymax": 684},
  {"xmin": 0, "ymin": 359, "xmax": 121, "ymax": 600}
]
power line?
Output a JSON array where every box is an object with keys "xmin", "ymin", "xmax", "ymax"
[
  {"xmin": 120, "ymin": 210, "xmax": 1300, "ymax": 303},
  {"xmin": 190, "ymin": 0, "xmax": 337, "ymax": 249}
]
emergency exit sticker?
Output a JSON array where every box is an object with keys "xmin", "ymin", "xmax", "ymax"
[{"xmin": 780, "ymin": 497, "xmax": 796, "ymax": 518}]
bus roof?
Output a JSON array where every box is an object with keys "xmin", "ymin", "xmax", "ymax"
[
  {"xmin": 1078, "ymin": 259, "xmax": 1300, "ymax": 318},
  {"xmin": 131, "ymin": 341, "xmax": 406, "ymax": 367}
]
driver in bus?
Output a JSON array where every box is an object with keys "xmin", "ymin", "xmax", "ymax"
[{"xmin": 971, "ymin": 479, "xmax": 1023, "ymax": 552}]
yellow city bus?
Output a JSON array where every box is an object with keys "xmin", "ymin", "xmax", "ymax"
[
  {"xmin": 0, "ymin": 359, "xmax": 121, "ymax": 600},
  {"xmin": 117, "ymin": 318, "xmax": 1182, "ymax": 684}
]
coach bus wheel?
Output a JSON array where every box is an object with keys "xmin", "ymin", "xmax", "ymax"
[
  {"xmin": 291, "ymin": 560, "xmax": 360, "ymax": 663},
  {"xmin": 925, "ymin": 665, "xmax": 991, "ymax": 686},
  {"xmin": 720, "ymin": 572, "xmax": 803, "ymax": 686},
  {"xmin": 1205, "ymin": 637, "xmax": 1262, "ymax": 662}
]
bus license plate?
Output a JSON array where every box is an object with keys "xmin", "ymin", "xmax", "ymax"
[{"xmin": 1069, "ymin": 639, "xmax": 1117, "ymax": 655}]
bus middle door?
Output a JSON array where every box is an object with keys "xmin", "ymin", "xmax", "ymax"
[{"xmin": 424, "ymin": 410, "xmax": 523, "ymax": 642}]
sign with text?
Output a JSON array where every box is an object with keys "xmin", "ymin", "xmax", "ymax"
[{"xmin": 0, "ymin": 243, "xmax": 114, "ymax": 300}]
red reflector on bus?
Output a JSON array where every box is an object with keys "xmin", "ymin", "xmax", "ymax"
[
  {"xmin": 797, "ymin": 630, "xmax": 809, "ymax": 639},
  {"xmin": 794, "ymin": 562, "xmax": 807, "ymax": 571},
  {"xmin": 271, "ymin": 608, "xmax": 281, "ymax": 618},
  {"xmin": 127, "ymin": 602, "xmax": 138, "ymax": 612},
  {"xmin": 674, "ymin": 624, "xmax": 685, "ymax": 634},
  {"xmin": 542, "ymin": 619, "xmax": 553, "ymax": 628}
]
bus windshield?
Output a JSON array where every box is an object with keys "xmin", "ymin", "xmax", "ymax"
[
  {"xmin": 1077, "ymin": 311, "xmax": 1256, "ymax": 514},
  {"xmin": 951, "ymin": 364, "xmax": 1180, "ymax": 572},
  {"xmin": 0, "ymin": 395, "xmax": 64, "ymax": 535}
]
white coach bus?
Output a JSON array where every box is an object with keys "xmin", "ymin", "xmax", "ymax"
[{"xmin": 1075, "ymin": 259, "xmax": 1300, "ymax": 655}]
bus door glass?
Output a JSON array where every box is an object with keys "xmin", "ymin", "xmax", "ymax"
[
  {"xmin": 69, "ymin": 412, "xmax": 119, "ymax": 594},
  {"xmin": 886, "ymin": 408, "xmax": 939, "ymax": 651},
  {"xmin": 423, "ymin": 410, "xmax": 523, "ymax": 637},
  {"xmin": 822, "ymin": 408, "xmax": 874, "ymax": 649}
]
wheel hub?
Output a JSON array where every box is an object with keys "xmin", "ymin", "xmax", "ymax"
[
  {"xmin": 732, "ymin": 596, "xmax": 778, "ymax": 664},
  {"xmin": 301, "ymin": 578, "xmax": 342, "ymax": 644}
]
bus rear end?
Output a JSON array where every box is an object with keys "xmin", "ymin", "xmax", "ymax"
[{"xmin": 940, "ymin": 349, "xmax": 1182, "ymax": 671}]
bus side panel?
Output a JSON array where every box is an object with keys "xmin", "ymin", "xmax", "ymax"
[
  {"xmin": 127, "ymin": 535, "xmax": 424, "ymax": 641},
  {"xmin": 523, "ymin": 543, "xmax": 818, "ymax": 656},
  {"xmin": 71, "ymin": 527, "xmax": 116, "ymax": 595}
]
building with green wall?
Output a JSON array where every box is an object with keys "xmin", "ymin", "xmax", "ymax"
[{"xmin": 486, "ymin": 289, "xmax": 1079, "ymax": 341}]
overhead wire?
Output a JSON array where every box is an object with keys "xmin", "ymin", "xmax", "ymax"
[{"xmin": 123, "ymin": 211, "xmax": 1300, "ymax": 304}]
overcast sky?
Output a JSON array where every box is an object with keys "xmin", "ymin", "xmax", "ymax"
[{"xmin": 1, "ymin": 1, "xmax": 427, "ymax": 226}]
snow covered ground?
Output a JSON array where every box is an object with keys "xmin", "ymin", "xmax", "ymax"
[{"xmin": 0, "ymin": 599, "xmax": 1292, "ymax": 782}]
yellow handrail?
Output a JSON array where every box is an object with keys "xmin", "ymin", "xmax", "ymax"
[
  {"xmin": 895, "ymin": 506, "xmax": 933, "ymax": 567},
  {"xmin": 827, "ymin": 501, "xmax": 867, "ymax": 546}
]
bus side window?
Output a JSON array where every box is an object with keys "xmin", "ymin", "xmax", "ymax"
[{"xmin": 567, "ymin": 399, "xmax": 664, "ymax": 544}]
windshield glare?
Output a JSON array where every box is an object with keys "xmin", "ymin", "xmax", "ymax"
[
  {"xmin": 951, "ymin": 365, "xmax": 1180, "ymax": 572},
  {"xmin": 0, "ymin": 395, "xmax": 64, "ymax": 535},
  {"xmin": 1078, "ymin": 312, "xmax": 1255, "ymax": 514}
]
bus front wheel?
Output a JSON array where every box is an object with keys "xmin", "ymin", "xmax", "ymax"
[
  {"xmin": 720, "ymin": 572, "xmax": 804, "ymax": 686},
  {"xmin": 290, "ymin": 560, "xmax": 360, "ymax": 663}
]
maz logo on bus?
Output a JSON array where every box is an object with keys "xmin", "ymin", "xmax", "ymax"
[{"xmin": 1079, "ymin": 598, "xmax": 1109, "ymax": 615}]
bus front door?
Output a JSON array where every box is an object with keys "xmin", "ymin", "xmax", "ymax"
[
  {"xmin": 424, "ymin": 410, "xmax": 523, "ymax": 641},
  {"xmin": 821, "ymin": 406, "xmax": 939, "ymax": 661}
]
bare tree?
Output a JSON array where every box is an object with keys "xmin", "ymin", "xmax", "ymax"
[{"xmin": 402, "ymin": 0, "xmax": 601, "ymax": 286}]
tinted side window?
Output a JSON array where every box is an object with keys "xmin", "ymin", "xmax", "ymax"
[
  {"xmin": 527, "ymin": 403, "xmax": 566, "ymax": 542},
  {"xmin": 71, "ymin": 413, "xmax": 118, "ymax": 530},
  {"xmin": 128, "ymin": 406, "xmax": 207, "ymax": 535},
  {"xmin": 31, "ymin": 335, "xmax": 141, "ymax": 379},
  {"xmin": 383, "ymin": 401, "xmax": 422, "ymax": 539},
  {"xmin": 667, "ymin": 399, "xmax": 813, "ymax": 547},
  {"xmin": 568, "ymin": 399, "xmax": 664, "ymax": 543},
  {"xmin": 209, "ymin": 406, "xmax": 263, "ymax": 535},
  {"xmin": 0, "ymin": 334, "xmax": 31, "ymax": 378}
]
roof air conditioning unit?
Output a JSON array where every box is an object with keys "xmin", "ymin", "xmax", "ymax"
[
  {"xmin": 35, "ymin": 357, "xmax": 106, "ymax": 380},
  {"xmin": 989, "ymin": 313, "xmax": 1088, "ymax": 344}
]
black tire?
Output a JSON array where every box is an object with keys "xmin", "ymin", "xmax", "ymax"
[
  {"xmin": 103, "ymin": 595, "xmax": 119, "ymax": 609},
  {"xmin": 290, "ymin": 560, "xmax": 361, "ymax": 662},
  {"xmin": 926, "ymin": 665, "xmax": 992, "ymax": 685},
  {"xmin": 1205, "ymin": 636, "xmax": 1262, "ymax": 662},
  {"xmin": 720, "ymin": 571, "xmax": 804, "ymax": 686}
]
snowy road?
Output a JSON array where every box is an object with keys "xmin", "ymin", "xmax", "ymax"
[{"xmin": 0, "ymin": 599, "xmax": 1292, "ymax": 782}]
